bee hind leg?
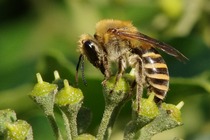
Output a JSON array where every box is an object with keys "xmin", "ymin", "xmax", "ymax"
[{"xmin": 134, "ymin": 58, "xmax": 143, "ymax": 111}]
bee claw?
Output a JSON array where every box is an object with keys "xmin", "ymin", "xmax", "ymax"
[{"xmin": 101, "ymin": 79, "xmax": 107, "ymax": 86}]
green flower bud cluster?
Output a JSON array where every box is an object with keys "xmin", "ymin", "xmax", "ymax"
[
  {"xmin": 97, "ymin": 76, "xmax": 133, "ymax": 140},
  {"xmin": 95, "ymin": 72, "xmax": 184, "ymax": 140},
  {"xmin": 0, "ymin": 109, "xmax": 33, "ymax": 140},
  {"xmin": 1, "ymin": 70, "xmax": 184, "ymax": 140},
  {"xmin": 29, "ymin": 71, "xmax": 85, "ymax": 140},
  {"xmin": 124, "ymin": 92, "xmax": 184, "ymax": 140}
]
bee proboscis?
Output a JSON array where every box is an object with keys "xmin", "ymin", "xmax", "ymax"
[{"xmin": 76, "ymin": 19, "xmax": 187, "ymax": 110}]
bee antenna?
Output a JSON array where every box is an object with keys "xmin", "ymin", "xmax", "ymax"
[
  {"xmin": 75, "ymin": 55, "xmax": 87, "ymax": 86},
  {"xmin": 76, "ymin": 55, "xmax": 82, "ymax": 86},
  {"xmin": 81, "ymin": 55, "xmax": 87, "ymax": 86}
]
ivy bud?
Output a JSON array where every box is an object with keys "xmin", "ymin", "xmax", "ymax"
[
  {"xmin": 6, "ymin": 120, "xmax": 33, "ymax": 140},
  {"xmin": 55, "ymin": 79, "xmax": 83, "ymax": 106},
  {"xmin": 29, "ymin": 73, "xmax": 57, "ymax": 116},
  {"xmin": 133, "ymin": 93, "xmax": 159, "ymax": 120},
  {"xmin": 0, "ymin": 109, "xmax": 17, "ymax": 135},
  {"xmin": 137, "ymin": 101, "xmax": 184, "ymax": 140},
  {"xmin": 124, "ymin": 93, "xmax": 159, "ymax": 139},
  {"xmin": 55, "ymin": 79, "xmax": 84, "ymax": 138},
  {"xmin": 52, "ymin": 70, "xmax": 64, "ymax": 91},
  {"xmin": 103, "ymin": 76, "xmax": 131, "ymax": 104},
  {"xmin": 161, "ymin": 101, "xmax": 184, "ymax": 124}
]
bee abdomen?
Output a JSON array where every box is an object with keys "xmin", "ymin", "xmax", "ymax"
[{"xmin": 142, "ymin": 50, "xmax": 169, "ymax": 101}]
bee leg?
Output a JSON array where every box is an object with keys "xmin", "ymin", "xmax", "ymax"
[
  {"xmin": 102, "ymin": 70, "xmax": 111, "ymax": 86},
  {"xmin": 114, "ymin": 57, "xmax": 126, "ymax": 93},
  {"xmin": 134, "ymin": 58, "xmax": 143, "ymax": 111},
  {"xmin": 108, "ymin": 57, "xmax": 126, "ymax": 94},
  {"xmin": 115, "ymin": 56, "xmax": 126, "ymax": 84},
  {"xmin": 154, "ymin": 97, "xmax": 163, "ymax": 107},
  {"xmin": 102, "ymin": 57, "xmax": 111, "ymax": 86}
]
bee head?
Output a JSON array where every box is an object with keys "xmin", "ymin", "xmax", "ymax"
[
  {"xmin": 76, "ymin": 34, "xmax": 105, "ymax": 84},
  {"xmin": 82, "ymin": 39, "xmax": 101, "ymax": 67}
]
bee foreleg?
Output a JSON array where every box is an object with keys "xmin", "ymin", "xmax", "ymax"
[
  {"xmin": 115, "ymin": 56, "xmax": 126, "ymax": 84},
  {"xmin": 102, "ymin": 56, "xmax": 111, "ymax": 86},
  {"xmin": 107, "ymin": 56, "xmax": 126, "ymax": 94}
]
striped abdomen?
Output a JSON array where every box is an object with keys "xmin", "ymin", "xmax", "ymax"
[{"xmin": 142, "ymin": 49, "xmax": 169, "ymax": 102}]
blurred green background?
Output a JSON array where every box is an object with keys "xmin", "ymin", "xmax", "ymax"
[{"xmin": 0, "ymin": 0, "xmax": 210, "ymax": 139}]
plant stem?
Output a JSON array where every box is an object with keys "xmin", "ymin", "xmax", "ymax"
[
  {"xmin": 60, "ymin": 103, "xmax": 82, "ymax": 139},
  {"xmin": 97, "ymin": 102, "xmax": 121, "ymax": 140},
  {"xmin": 47, "ymin": 114, "xmax": 63, "ymax": 140},
  {"xmin": 97, "ymin": 76, "xmax": 131, "ymax": 140},
  {"xmin": 67, "ymin": 105, "xmax": 79, "ymax": 138},
  {"xmin": 137, "ymin": 108, "xmax": 182, "ymax": 140},
  {"xmin": 60, "ymin": 111, "xmax": 72, "ymax": 140}
]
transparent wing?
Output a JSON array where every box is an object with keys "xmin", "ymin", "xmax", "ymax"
[{"xmin": 108, "ymin": 28, "xmax": 188, "ymax": 62}]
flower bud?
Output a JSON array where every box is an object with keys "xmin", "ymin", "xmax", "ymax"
[
  {"xmin": 0, "ymin": 109, "xmax": 17, "ymax": 135},
  {"xmin": 161, "ymin": 101, "xmax": 184, "ymax": 124},
  {"xmin": 6, "ymin": 120, "xmax": 33, "ymax": 140},
  {"xmin": 55, "ymin": 79, "xmax": 83, "ymax": 106},
  {"xmin": 55, "ymin": 79, "xmax": 84, "ymax": 139},
  {"xmin": 29, "ymin": 73, "xmax": 57, "ymax": 115}
]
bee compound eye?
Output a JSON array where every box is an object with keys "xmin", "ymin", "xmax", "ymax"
[
  {"xmin": 83, "ymin": 40, "xmax": 96, "ymax": 52},
  {"xmin": 83, "ymin": 40, "xmax": 92, "ymax": 48},
  {"xmin": 83, "ymin": 40, "xmax": 99, "ymax": 66}
]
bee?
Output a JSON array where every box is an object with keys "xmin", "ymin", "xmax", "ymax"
[{"xmin": 76, "ymin": 19, "xmax": 187, "ymax": 109}]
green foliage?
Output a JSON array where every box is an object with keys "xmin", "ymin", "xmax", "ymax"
[{"xmin": 0, "ymin": 0, "xmax": 210, "ymax": 139}]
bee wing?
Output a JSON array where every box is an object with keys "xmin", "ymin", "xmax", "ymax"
[{"xmin": 109, "ymin": 28, "xmax": 188, "ymax": 62}]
